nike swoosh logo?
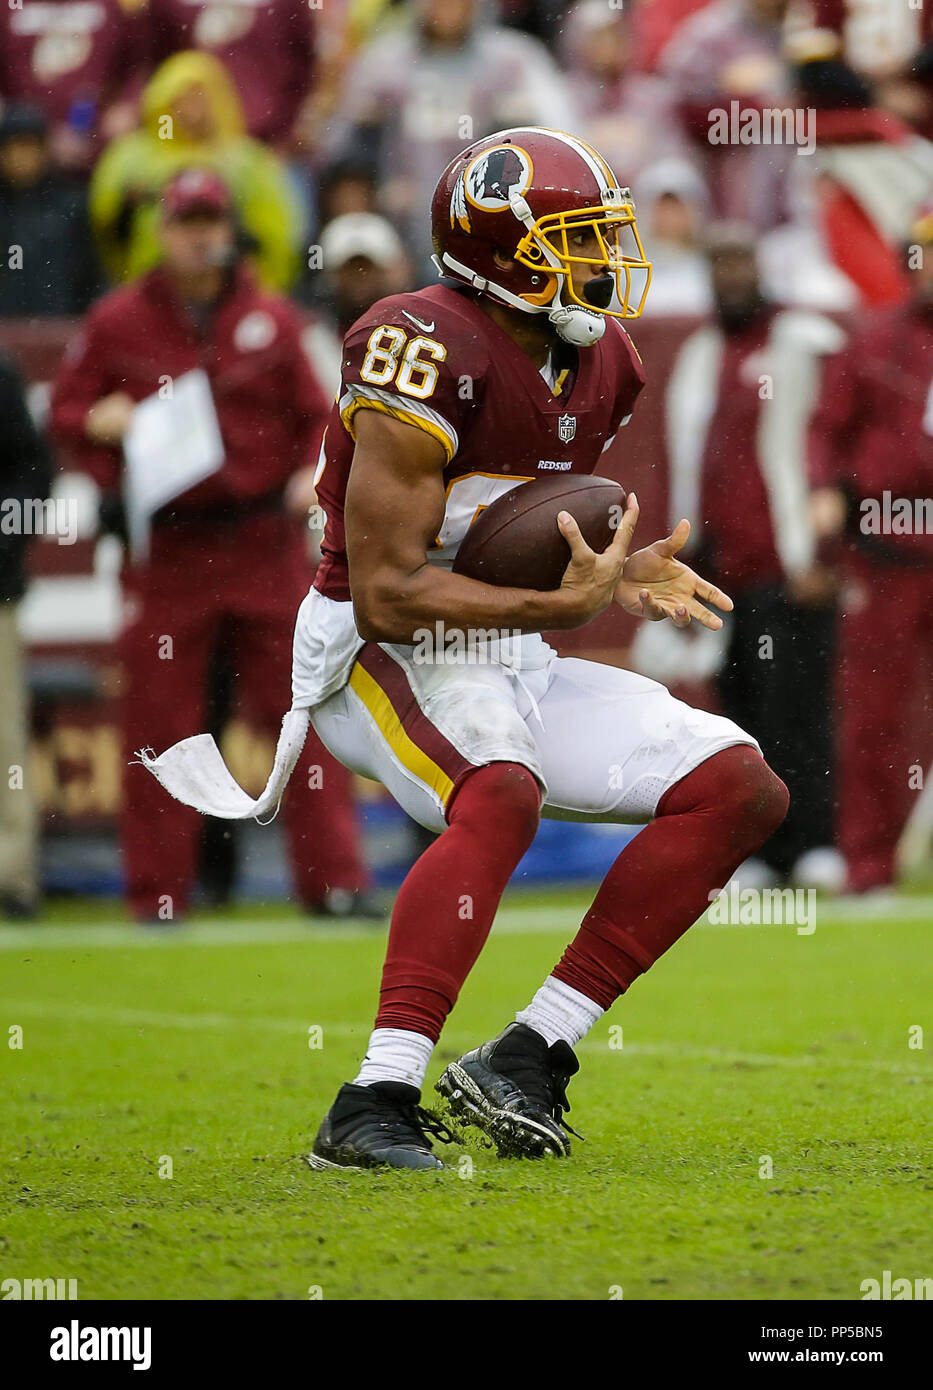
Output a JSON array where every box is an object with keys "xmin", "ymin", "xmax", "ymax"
[{"xmin": 402, "ymin": 310, "xmax": 435, "ymax": 334}]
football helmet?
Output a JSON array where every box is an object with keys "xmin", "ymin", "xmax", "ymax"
[{"xmin": 431, "ymin": 126, "xmax": 651, "ymax": 346}]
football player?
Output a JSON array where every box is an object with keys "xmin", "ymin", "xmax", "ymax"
[
  {"xmin": 142, "ymin": 127, "xmax": 789, "ymax": 1168},
  {"xmin": 301, "ymin": 126, "xmax": 789, "ymax": 1168}
]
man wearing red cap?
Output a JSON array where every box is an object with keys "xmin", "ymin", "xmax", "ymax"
[
  {"xmin": 52, "ymin": 168, "xmax": 376, "ymax": 922},
  {"xmin": 809, "ymin": 201, "xmax": 933, "ymax": 892}
]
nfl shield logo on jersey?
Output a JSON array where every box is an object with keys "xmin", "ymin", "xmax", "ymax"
[{"xmin": 558, "ymin": 414, "xmax": 577, "ymax": 444}]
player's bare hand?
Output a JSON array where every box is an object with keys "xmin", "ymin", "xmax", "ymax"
[
  {"xmin": 285, "ymin": 465, "xmax": 320, "ymax": 519},
  {"xmin": 810, "ymin": 486, "xmax": 847, "ymax": 540},
  {"xmin": 85, "ymin": 391, "xmax": 135, "ymax": 446},
  {"xmin": 786, "ymin": 563, "xmax": 840, "ymax": 609},
  {"xmin": 557, "ymin": 491, "xmax": 640, "ymax": 623},
  {"xmin": 615, "ymin": 519, "xmax": 733, "ymax": 631}
]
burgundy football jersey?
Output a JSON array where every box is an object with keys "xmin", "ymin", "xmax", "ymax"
[{"xmin": 314, "ymin": 284, "xmax": 645, "ymax": 601}]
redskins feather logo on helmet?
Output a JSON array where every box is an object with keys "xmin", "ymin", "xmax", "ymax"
[{"xmin": 432, "ymin": 126, "xmax": 652, "ymax": 346}]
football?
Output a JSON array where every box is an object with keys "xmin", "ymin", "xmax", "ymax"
[{"xmin": 452, "ymin": 473, "xmax": 627, "ymax": 591}]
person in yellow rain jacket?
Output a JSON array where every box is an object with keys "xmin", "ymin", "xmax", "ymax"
[{"xmin": 89, "ymin": 50, "xmax": 306, "ymax": 291}]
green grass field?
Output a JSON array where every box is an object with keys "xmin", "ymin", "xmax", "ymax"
[{"xmin": 2, "ymin": 890, "xmax": 931, "ymax": 1301}]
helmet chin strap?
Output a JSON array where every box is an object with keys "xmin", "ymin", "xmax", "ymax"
[{"xmin": 547, "ymin": 286, "xmax": 606, "ymax": 346}]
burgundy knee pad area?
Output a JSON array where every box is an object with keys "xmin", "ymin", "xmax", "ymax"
[
  {"xmin": 553, "ymin": 747, "xmax": 790, "ymax": 1010},
  {"xmin": 376, "ymin": 762, "xmax": 541, "ymax": 1041},
  {"xmin": 658, "ymin": 744, "xmax": 790, "ymax": 853},
  {"xmin": 447, "ymin": 760, "xmax": 542, "ymax": 845}
]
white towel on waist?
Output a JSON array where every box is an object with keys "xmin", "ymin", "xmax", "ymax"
[{"xmin": 135, "ymin": 707, "xmax": 310, "ymax": 822}]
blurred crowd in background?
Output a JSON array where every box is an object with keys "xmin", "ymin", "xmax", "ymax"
[
  {"xmin": 3, "ymin": 0, "xmax": 933, "ymax": 316},
  {"xmin": 2, "ymin": 0, "xmax": 932, "ymax": 921}
]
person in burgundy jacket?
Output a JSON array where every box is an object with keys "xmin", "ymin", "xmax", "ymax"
[
  {"xmin": 809, "ymin": 202, "xmax": 933, "ymax": 893},
  {"xmin": 142, "ymin": 0, "xmax": 317, "ymax": 148},
  {"xmin": 658, "ymin": 0, "xmax": 795, "ymax": 231},
  {"xmin": 51, "ymin": 167, "xmax": 378, "ymax": 923},
  {"xmin": 0, "ymin": 0, "xmax": 146, "ymax": 173},
  {"xmin": 666, "ymin": 224, "xmax": 847, "ymax": 890}
]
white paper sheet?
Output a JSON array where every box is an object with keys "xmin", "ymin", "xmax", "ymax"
[{"xmin": 123, "ymin": 368, "xmax": 225, "ymax": 559}]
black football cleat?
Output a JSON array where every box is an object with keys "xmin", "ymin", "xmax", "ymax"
[
  {"xmin": 436, "ymin": 1022, "xmax": 580, "ymax": 1159},
  {"xmin": 307, "ymin": 1081, "xmax": 453, "ymax": 1171}
]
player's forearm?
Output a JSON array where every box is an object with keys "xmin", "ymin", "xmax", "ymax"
[{"xmin": 351, "ymin": 563, "xmax": 584, "ymax": 643}]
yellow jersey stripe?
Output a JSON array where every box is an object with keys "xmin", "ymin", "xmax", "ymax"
[
  {"xmin": 348, "ymin": 662, "xmax": 456, "ymax": 806},
  {"xmin": 340, "ymin": 397, "xmax": 456, "ymax": 464}
]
